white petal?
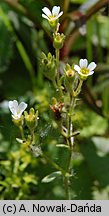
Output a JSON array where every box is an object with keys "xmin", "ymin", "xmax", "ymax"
[
  {"xmin": 42, "ymin": 7, "xmax": 51, "ymax": 16},
  {"xmin": 50, "ymin": 11, "xmax": 63, "ymax": 20},
  {"xmin": 52, "ymin": 6, "xmax": 60, "ymax": 16},
  {"xmin": 79, "ymin": 59, "xmax": 88, "ymax": 68},
  {"xmin": 55, "ymin": 11, "xmax": 63, "ymax": 19},
  {"xmin": 9, "ymin": 100, "xmax": 18, "ymax": 115},
  {"xmin": 77, "ymin": 71, "xmax": 88, "ymax": 76},
  {"xmin": 42, "ymin": 14, "xmax": 49, "ymax": 20},
  {"xmin": 74, "ymin": 65, "xmax": 81, "ymax": 73},
  {"xmin": 88, "ymin": 70, "xmax": 94, "ymax": 75},
  {"xmin": 74, "ymin": 68, "xmax": 89, "ymax": 77},
  {"xmin": 88, "ymin": 62, "xmax": 96, "ymax": 71},
  {"xmin": 18, "ymin": 102, "xmax": 27, "ymax": 114}
]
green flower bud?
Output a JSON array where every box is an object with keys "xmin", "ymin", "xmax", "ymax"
[
  {"xmin": 24, "ymin": 108, "xmax": 39, "ymax": 131},
  {"xmin": 53, "ymin": 33, "xmax": 65, "ymax": 49},
  {"xmin": 64, "ymin": 64, "xmax": 75, "ymax": 78},
  {"xmin": 64, "ymin": 64, "xmax": 75, "ymax": 93},
  {"xmin": 41, "ymin": 52, "xmax": 56, "ymax": 81}
]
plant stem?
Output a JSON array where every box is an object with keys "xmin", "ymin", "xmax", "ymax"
[
  {"xmin": 30, "ymin": 129, "xmax": 35, "ymax": 145},
  {"xmin": 64, "ymin": 175, "xmax": 70, "ymax": 200},
  {"xmin": 63, "ymin": 94, "xmax": 75, "ymax": 199},
  {"xmin": 19, "ymin": 126, "xmax": 25, "ymax": 140},
  {"xmin": 73, "ymin": 79, "xmax": 83, "ymax": 97},
  {"xmin": 61, "ymin": 0, "xmax": 70, "ymax": 13},
  {"xmin": 63, "ymin": 78, "xmax": 83, "ymax": 199},
  {"xmin": 55, "ymin": 49, "xmax": 63, "ymax": 98}
]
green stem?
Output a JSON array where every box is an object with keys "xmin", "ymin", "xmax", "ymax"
[
  {"xmin": 63, "ymin": 0, "xmax": 70, "ymax": 13},
  {"xmin": 55, "ymin": 49, "xmax": 63, "ymax": 98},
  {"xmin": 64, "ymin": 175, "xmax": 70, "ymax": 200},
  {"xmin": 67, "ymin": 115, "xmax": 74, "ymax": 170},
  {"xmin": 19, "ymin": 126, "xmax": 25, "ymax": 140},
  {"xmin": 63, "ymin": 78, "xmax": 83, "ymax": 198},
  {"xmin": 73, "ymin": 79, "xmax": 83, "ymax": 97},
  {"xmin": 30, "ymin": 129, "xmax": 35, "ymax": 145},
  {"xmin": 63, "ymin": 94, "xmax": 75, "ymax": 199}
]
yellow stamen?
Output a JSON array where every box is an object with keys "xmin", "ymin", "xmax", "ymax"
[
  {"xmin": 49, "ymin": 15, "xmax": 56, "ymax": 19},
  {"xmin": 80, "ymin": 67, "xmax": 89, "ymax": 75}
]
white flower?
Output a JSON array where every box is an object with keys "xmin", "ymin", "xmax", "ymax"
[
  {"xmin": 74, "ymin": 59, "xmax": 96, "ymax": 77},
  {"xmin": 42, "ymin": 6, "xmax": 63, "ymax": 21},
  {"xmin": 9, "ymin": 100, "xmax": 27, "ymax": 120}
]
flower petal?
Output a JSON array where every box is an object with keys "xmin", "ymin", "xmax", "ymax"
[
  {"xmin": 88, "ymin": 70, "xmax": 94, "ymax": 75},
  {"xmin": 18, "ymin": 102, "xmax": 27, "ymax": 114},
  {"xmin": 9, "ymin": 100, "xmax": 18, "ymax": 116},
  {"xmin": 50, "ymin": 11, "xmax": 63, "ymax": 20},
  {"xmin": 42, "ymin": 14, "xmax": 50, "ymax": 20},
  {"xmin": 42, "ymin": 7, "xmax": 51, "ymax": 16},
  {"xmin": 88, "ymin": 62, "xmax": 96, "ymax": 71},
  {"xmin": 74, "ymin": 65, "xmax": 81, "ymax": 73},
  {"xmin": 52, "ymin": 6, "xmax": 60, "ymax": 16},
  {"xmin": 55, "ymin": 11, "xmax": 63, "ymax": 19},
  {"xmin": 78, "ymin": 71, "xmax": 88, "ymax": 76},
  {"xmin": 79, "ymin": 59, "xmax": 88, "ymax": 68}
]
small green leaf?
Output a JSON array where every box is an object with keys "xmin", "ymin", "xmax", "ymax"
[{"xmin": 41, "ymin": 171, "xmax": 62, "ymax": 183}]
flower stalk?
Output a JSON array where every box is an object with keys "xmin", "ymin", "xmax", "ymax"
[{"xmin": 8, "ymin": 5, "xmax": 97, "ymax": 200}]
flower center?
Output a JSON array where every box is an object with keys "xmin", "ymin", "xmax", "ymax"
[
  {"xmin": 49, "ymin": 15, "xmax": 56, "ymax": 20},
  {"xmin": 80, "ymin": 67, "xmax": 89, "ymax": 75}
]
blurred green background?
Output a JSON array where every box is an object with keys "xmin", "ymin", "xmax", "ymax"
[{"xmin": 0, "ymin": 0, "xmax": 109, "ymax": 200}]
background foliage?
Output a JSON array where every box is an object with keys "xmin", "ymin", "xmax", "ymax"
[{"xmin": 0, "ymin": 0, "xmax": 109, "ymax": 200}]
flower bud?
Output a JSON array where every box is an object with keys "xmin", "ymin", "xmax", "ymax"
[
  {"xmin": 24, "ymin": 108, "xmax": 39, "ymax": 131},
  {"xmin": 64, "ymin": 64, "xmax": 75, "ymax": 93},
  {"xmin": 64, "ymin": 64, "xmax": 75, "ymax": 78},
  {"xmin": 53, "ymin": 33, "xmax": 65, "ymax": 49},
  {"xmin": 41, "ymin": 52, "xmax": 56, "ymax": 81}
]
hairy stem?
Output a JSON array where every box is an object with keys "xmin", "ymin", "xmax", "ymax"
[
  {"xmin": 55, "ymin": 49, "xmax": 63, "ymax": 98},
  {"xmin": 73, "ymin": 79, "xmax": 83, "ymax": 97},
  {"xmin": 63, "ymin": 95, "xmax": 75, "ymax": 199},
  {"xmin": 19, "ymin": 125, "xmax": 25, "ymax": 140},
  {"xmin": 64, "ymin": 175, "xmax": 70, "ymax": 200}
]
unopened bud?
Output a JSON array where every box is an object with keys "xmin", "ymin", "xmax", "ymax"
[
  {"xmin": 24, "ymin": 108, "xmax": 39, "ymax": 131},
  {"xmin": 64, "ymin": 64, "xmax": 75, "ymax": 78},
  {"xmin": 53, "ymin": 33, "xmax": 65, "ymax": 49}
]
